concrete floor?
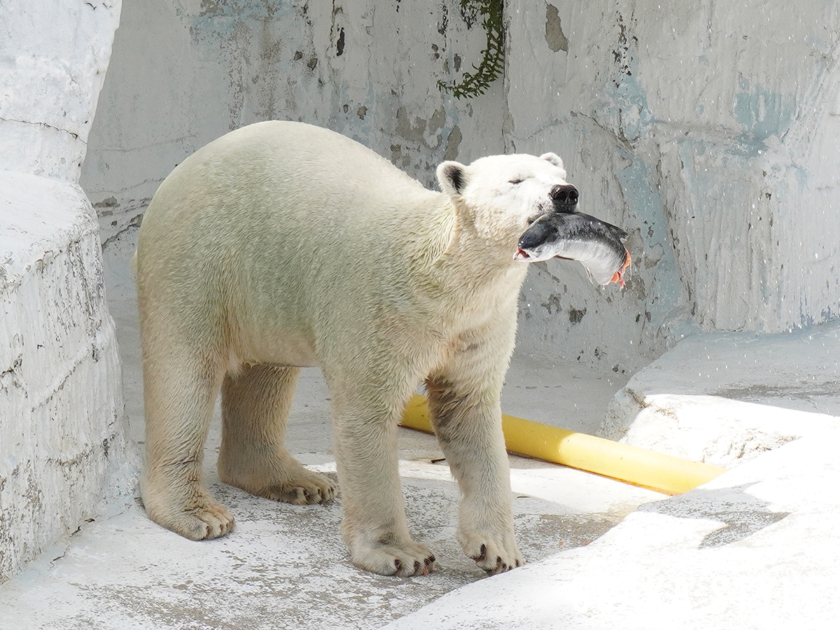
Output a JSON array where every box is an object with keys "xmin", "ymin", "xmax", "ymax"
[{"xmin": 0, "ymin": 228, "xmax": 660, "ymax": 629}]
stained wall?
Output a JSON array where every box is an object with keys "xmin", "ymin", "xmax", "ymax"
[{"xmin": 82, "ymin": 0, "xmax": 840, "ymax": 372}]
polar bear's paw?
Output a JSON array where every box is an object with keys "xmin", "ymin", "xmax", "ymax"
[
  {"xmin": 144, "ymin": 486, "xmax": 235, "ymax": 541},
  {"xmin": 351, "ymin": 538, "xmax": 437, "ymax": 577},
  {"xmin": 458, "ymin": 530, "xmax": 523, "ymax": 574},
  {"xmin": 255, "ymin": 468, "xmax": 337, "ymax": 506},
  {"xmin": 220, "ymin": 460, "xmax": 337, "ymax": 506}
]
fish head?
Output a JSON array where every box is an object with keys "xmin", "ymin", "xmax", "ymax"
[{"xmin": 512, "ymin": 215, "xmax": 562, "ymax": 262}]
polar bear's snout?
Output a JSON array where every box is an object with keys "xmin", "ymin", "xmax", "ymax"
[{"xmin": 550, "ymin": 184, "xmax": 578, "ymax": 212}]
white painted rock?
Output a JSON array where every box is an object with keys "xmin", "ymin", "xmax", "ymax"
[
  {"xmin": 0, "ymin": 0, "xmax": 120, "ymax": 181},
  {"xmin": 601, "ymin": 323, "xmax": 840, "ymax": 467},
  {"xmin": 0, "ymin": 173, "xmax": 135, "ymax": 582}
]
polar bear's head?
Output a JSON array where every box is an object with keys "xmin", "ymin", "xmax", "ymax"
[{"xmin": 436, "ymin": 152, "xmax": 578, "ymax": 250}]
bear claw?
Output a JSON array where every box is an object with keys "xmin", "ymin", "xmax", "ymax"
[
  {"xmin": 350, "ymin": 538, "xmax": 436, "ymax": 577},
  {"xmin": 461, "ymin": 534, "xmax": 523, "ymax": 575}
]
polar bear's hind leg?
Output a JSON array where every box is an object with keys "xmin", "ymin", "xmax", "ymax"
[
  {"xmin": 140, "ymin": 343, "xmax": 234, "ymax": 541},
  {"xmin": 217, "ymin": 364, "xmax": 336, "ymax": 505}
]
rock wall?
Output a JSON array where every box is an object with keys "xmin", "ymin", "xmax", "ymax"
[
  {"xmin": 0, "ymin": 0, "xmax": 131, "ymax": 582},
  {"xmin": 83, "ymin": 0, "xmax": 840, "ymax": 374}
]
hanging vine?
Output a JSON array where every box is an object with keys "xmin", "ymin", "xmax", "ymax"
[{"xmin": 438, "ymin": 0, "xmax": 505, "ymax": 99}]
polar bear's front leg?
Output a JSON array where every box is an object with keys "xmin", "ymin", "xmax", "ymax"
[
  {"xmin": 426, "ymin": 332, "xmax": 523, "ymax": 574},
  {"xmin": 327, "ymin": 382, "xmax": 436, "ymax": 577}
]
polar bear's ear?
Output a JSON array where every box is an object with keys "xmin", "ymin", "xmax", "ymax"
[
  {"xmin": 540, "ymin": 152, "xmax": 564, "ymax": 170},
  {"xmin": 437, "ymin": 161, "xmax": 468, "ymax": 198}
]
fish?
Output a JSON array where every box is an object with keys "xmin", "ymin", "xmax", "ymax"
[{"xmin": 514, "ymin": 212, "xmax": 632, "ymax": 288}]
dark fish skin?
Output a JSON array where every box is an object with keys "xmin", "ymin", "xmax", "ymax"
[{"xmin": 514, "ymin": 212, "xmax": 631, "ymax": 286}]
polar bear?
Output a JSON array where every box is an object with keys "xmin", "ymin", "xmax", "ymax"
[{"xmin": 136, "ymin": 120, "xmax": 579, "ymax": 577}]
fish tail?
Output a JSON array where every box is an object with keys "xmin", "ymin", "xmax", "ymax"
[{"xmin": 610, "ymin": 249, "xmax": 632, "ymax": 289}]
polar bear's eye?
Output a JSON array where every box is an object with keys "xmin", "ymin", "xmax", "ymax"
[{"xmin": 509, "ymin": 178, "xmax": 525, "ymax": 185}]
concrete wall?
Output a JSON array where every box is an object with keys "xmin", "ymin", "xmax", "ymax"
[
  {"xmin": 0, "ymin": 0, "xmax": 132, "ymax": 582},
  {"xmin": 83, "ymin": 0, "xmax": 840, "ymax": 375},
  {"xmin": 508, "ymin": 1, "xmax": 840, "ymax": 371},
  {"xmin": 81, "ymin": 0, "xmax": 505, "ymax": 244}
]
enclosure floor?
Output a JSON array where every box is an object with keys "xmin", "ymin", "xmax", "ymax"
[{"xmin": 0, "ymin": 229, "xmax": 657, "ymax": 629}]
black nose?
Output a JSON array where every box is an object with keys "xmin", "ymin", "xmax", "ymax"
[{"xmin": 550, "ymin": 184, "xmax": 578, "ymax": 209}]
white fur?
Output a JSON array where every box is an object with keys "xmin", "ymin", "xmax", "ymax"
[{"xmin": 135, "ymin": 121, "xmax": 572, "ymax": 576}]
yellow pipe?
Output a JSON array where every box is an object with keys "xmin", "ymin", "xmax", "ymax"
[{"xmin": 400, "ymin": 394, "xmax": 726, "ymax": 495}]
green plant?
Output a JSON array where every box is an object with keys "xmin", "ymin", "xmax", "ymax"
[{"xmin": 438, "ymin": 0, "xmax": 505, "ymax": 99}]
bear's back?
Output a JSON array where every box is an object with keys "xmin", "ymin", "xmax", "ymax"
[
  {"xmin": 136, "ymin": 122, "xmax": 451, "ymax": 351},
  {"xmin": 143, "ymin": 121, "xmax": 436, "ymax": 239}
]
